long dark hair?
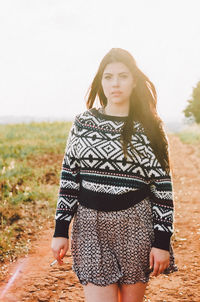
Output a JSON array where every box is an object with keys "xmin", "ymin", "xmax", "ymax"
[{"xmin": 85, "ymin": 48, "xmax": 171, "ymax": 175}]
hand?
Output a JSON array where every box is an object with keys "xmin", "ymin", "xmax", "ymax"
[
  {"xmin": 51, "ymin": 237, "xmax": 69, "ymax": 265},
  {"xmin": 149, "ymin": 247, "xmax": 170, "ymax": 277}
]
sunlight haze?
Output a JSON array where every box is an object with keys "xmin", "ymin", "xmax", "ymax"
[{"xmin": 0, "ymin": 0, "xmax": 200, "ymax": 124}]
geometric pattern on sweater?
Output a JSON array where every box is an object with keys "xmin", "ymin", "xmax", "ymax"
[
  {"xmin": 61, "ymin": 179, "xmax": 80, "ymax": 190},
  {"xmin": 77, "ymin": 130, "xmax": 147, "ymax": 173},
  {"xmin": 150, "ymin": 186, "xmax": 173, "ymax": 200},
  {"xmin": 81, "ymin": 179, "xmax": 140, "ymax": 194},
  {"xmin": 153, "ymin": 205, "xmax": 173, "ymax": 222},
  {"xmin": 154, "ymin": 221, "xmax": 173, "ymax": 233},
  {"xmin": 53, "ymin": 107, "xmax": 175, "ymax": 251}
]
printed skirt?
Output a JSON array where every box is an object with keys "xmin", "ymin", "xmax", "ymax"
[{"xmin": 70, "ymin": 196, "xmax": 179, "ymax": 286}]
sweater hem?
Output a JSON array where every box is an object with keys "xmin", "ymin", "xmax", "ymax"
[{"xmin": 78, "ymin": 186, "xmax": 150, "ymax": 211}]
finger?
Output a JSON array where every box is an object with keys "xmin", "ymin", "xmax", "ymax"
[
  {"xmin": 58, "ymin": 250, "xmax": 64, "ymax": 263},
  {"xmin": 158, "ymin": 264, "xmax": 165, "ymax": 275},
  {"xmin": 149, "ymin": 250, "xmax": 154, "ymax": 269},
  {"xmin": 163, "ymin": 265, "xmax": 168, "ymax": 273},
  {"xmin": 164, "ymin": 261, "xmax": 170, "ymax": 272},
  {"xmin": 152, "ymin": 262, "xmax": 160, "ymax": 277},
  {"xmin": 63, "ymin": 242, "xmax": 69, "ymax": 254},
  {"xmin": 53, "ymin": 250, "xmax": 63, "ymax": 265},
  {"xmin": 53, "ymin": 250, "xmax": 60, "ymax": 260},
  {"xmin": 59, "ymin": 249, "xmax": 64, "ymax": 259},
  {"xmin": 57, "ymin": 256, "xmax": 64, "ymax": 265},
  {"xmin": 60, "ymin": 245, "xmax": 68, "ymax": 259}
]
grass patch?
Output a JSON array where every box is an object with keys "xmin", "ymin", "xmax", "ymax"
[
  {"xmin": 174, "ymin": 123, "xmax": 200, "ymax": 145},
  {"xmin": 0, "ymin": 121, "xmax": 72, "ymax": 265}
]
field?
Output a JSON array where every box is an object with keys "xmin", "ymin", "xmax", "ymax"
[{"xmin": 0, "ymin": 121, "xmax": 200, "ymax": 301}]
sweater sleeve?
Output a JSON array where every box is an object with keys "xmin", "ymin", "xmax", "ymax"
[
  {"xmin": 53, "ymin": 118, "xmax": 80, "ymax": 239},
  {"xmin": 143, "ymin": 133, "xmax": 174, "ymax": 251}
]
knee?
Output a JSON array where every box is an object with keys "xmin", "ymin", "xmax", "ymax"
[
  {"xmin": 118, "ymin": 281, "xmax": 148, "ymax": 302},
  {"xmin": 83, "ymin": 282, "xmax": 119, "ymax": 302}
]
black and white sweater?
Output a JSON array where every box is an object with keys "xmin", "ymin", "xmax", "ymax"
[{"xmin": 53, "ymin": 107, "xmax": 174, "ymax": 251}]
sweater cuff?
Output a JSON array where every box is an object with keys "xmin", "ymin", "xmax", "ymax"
[
  {"xmin": 53, "ymin": 220, "xmax": 70, "ymax": 239},
  {"xmin": 152, "ymin": 229, "xmax": 172, "ymax": 251}
]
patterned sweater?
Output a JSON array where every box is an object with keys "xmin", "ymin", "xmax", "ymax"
[{"xmin": 53, "ymin": 107, "xmax": 174, "ymax": 251}]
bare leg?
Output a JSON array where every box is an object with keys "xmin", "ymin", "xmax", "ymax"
[
  {"xmin": 118, "ymin": 281, "xmax": 148, "ymax": 302},
  {"xmin": 82, "ymin": 282, "xmax": 119, "ymax": 302}
]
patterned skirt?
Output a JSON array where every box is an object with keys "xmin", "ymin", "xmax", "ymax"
[{"xmin": 70, "ymin": 197, "xmax": 179, "ymax": 286}]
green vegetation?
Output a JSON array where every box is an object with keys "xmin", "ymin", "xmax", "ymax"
[
  {"xmin": 0, "ymin": 121, "xmax": 72, "ymax": 263},
  {"xmin": 174, "ymin": 123, "xmax": 200, "ymax": 145},
  {"xmin": 183, "ymin": 81, "xmax": 200, "ymax": 123}
]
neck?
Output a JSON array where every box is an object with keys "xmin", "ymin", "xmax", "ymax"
[{"xmin": 103, "ymin": 103, "xmax": 130, "ymax": 117}]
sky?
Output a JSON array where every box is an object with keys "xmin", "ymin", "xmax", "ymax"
[{"xmin": 0, "ymin": 0, "xmax": 200, "ymax": 123}]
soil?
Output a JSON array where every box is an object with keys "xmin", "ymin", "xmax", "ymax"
[{"xmin": 0, "ymin": 134, "xmax": 200, "ymax": 302}]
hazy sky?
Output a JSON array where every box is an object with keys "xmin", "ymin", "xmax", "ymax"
[{"xmin": 0, "ymin": 0, "xmax": 200, "ymax": 122}]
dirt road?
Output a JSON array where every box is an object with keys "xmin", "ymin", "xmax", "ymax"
[{"xmin": 0, "ymin": 134, "xmax": 200, "ymax": 302}]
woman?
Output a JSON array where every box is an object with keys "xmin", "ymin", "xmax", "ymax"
[{"xmin": 51, "ymin": 48, "xmax": 178, "ymax": 302}]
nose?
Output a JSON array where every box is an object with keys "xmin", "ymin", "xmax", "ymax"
[{"xmin": 112, "ymin": 76, "xmax": 120, "ymax": 86}]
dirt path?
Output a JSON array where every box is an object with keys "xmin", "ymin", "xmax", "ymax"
[{"xmin": 0, "ymin": 134, "xmax": 200, "ymax": 302}]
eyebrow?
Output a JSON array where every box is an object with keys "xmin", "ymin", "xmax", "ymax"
[{"xmin": 103, "ymin": 72, "xmax": 129, "ymax": 75}]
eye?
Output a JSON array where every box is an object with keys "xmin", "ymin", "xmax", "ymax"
[
  {"xmin": 104, "ymin": 75, "xmax": 111, "ymax": 79},
  {"xmin": 120, "ymin": 74, "xmax": 128, "ymax": 78}
]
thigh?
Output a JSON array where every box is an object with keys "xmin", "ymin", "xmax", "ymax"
[
  {"xmin": 82, "ymin": 282, "xmax": 119, "ymax": 302},
  {"xmin": 118, "ymin": 281, "xmax": 148, "ymax": 302}
]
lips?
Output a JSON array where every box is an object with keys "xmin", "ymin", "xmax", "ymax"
[{"xmin": 112, "ymin": 91, "xmax": 122, "ymax": 95}]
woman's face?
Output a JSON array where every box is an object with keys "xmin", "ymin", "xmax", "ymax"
[{"xmin": 101, "ymin": 62, "xmax": 136, "ymax": 106}]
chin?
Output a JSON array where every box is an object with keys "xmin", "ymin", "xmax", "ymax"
[{"xmin": 109, "ymin": 98, "xmax": 126, "ymax": 105}]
